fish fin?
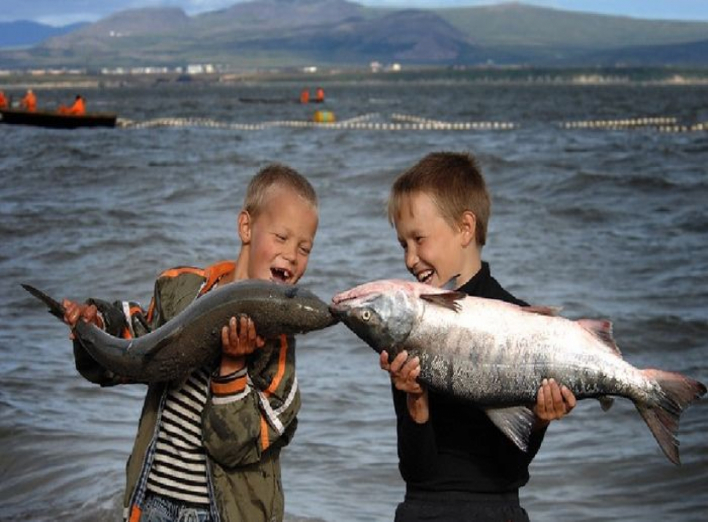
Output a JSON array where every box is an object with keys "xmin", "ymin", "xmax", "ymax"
[
  {"xmin": 21, "ymin": 283, "xmax": 66, "ymax": 321},
  {"xmin": 577, "ymin": 319, "xmax": 621, "ymax": 356},
  {"xmin": 637, "ymin": 369, "xmax": 707, "ymax": 465},
  {"xmin": 420, "ymin": 291, "xmax": 466, "ymax": 312},
  {"xmin": 598, "ymin": 396, "xmax": 615, "ymax": 411},
  {"xmin": 522, "ymin": 305, "xmax": 562, "ymax": 316},
  {"xmin": 484, "ymin": 405, "xmax": 536, "ymax": 452}
]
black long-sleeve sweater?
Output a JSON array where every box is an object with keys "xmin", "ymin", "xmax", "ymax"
[{"xmin": 393, "ymin": 262, "xmax": 546, "ymax": 499}]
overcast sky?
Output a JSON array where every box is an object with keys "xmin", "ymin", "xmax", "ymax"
[{"xmin": 3, "ymin": 0, "xmax": 708, "ymax": 26}]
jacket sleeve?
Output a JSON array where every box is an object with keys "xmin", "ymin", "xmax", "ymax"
[{"xmin": 202, "ymin": 335, "xmax": 301, "ymax": 468}]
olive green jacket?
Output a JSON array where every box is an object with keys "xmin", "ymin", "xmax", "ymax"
[{"xmin": 73, "ymin": 262, "xmax": 300, "ymax": 522}]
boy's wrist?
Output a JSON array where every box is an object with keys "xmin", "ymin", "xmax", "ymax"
[
  {"xmin": 220, "ymin": 354, "xmax": 246, "ymax": 376},
  {"xmin": 406, "ymin": 389, "xmax": 429, "ymax": 424}
]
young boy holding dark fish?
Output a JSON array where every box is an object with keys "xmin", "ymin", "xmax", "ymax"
[
  {"xmin": 61, "ymin": 163, "xmax": 320, "ymax": 522},
  {"xmin": 379, "ymin": 152, "xmax": 576, "ymax": 521}
]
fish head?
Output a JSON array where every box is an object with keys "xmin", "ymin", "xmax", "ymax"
[{"xmin": 331, "ymin": 281, "xmax": 420, "ymax": 353}]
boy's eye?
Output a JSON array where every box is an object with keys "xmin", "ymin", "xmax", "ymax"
[
  {"xmin": 415, "ymin": 236, "xmax": 425, "ymax": 244},
  {"xmin": 299, "ymin": 246, "xmax": 311, "ymax": 256},
  {"xmin": 275, "ymin": 234, "xmax": 286, "ymax": 241}
]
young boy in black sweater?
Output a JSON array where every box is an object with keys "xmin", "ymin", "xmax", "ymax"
[{"xmin": 381, "ymin": 152, "xmax": 576, "ymax": 522}]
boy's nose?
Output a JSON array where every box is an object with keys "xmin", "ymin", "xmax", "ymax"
[
  {"xmin": 282, "ymin": 243, "xmax": 298, "ymax": 262},
  {"xmin": 405, "ymin": 249, "xmax": 418, "ymax": 271}
]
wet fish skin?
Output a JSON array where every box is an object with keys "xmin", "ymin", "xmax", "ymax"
[
  {"xmin": 23, "ymin": 280, "xmax": 337, "ymax": 383},
  {"xmin": 331, "ymin": 279, "xmax": 706, "ymax": 465}
]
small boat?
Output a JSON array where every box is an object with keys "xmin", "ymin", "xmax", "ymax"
[{"xmin": 0, "ymin": 108, "xmax": 118, "ymax": 129}]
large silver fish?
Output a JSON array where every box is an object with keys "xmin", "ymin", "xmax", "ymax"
[
  {"xmin": 24, "ymin": 280, "xmax": 337, "ymax": 383},
  {"xmin": 331, "ymin": 279, "xmax": 706, "ymax": 465}
]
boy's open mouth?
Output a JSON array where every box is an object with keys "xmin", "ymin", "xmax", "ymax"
[
  {"xmin": 271, "ymin": 267, "xmax": 292, "ymax": 282},
  {"xmin": 416, "ymin": 269, "xmax": 434, "ymax": 284}
]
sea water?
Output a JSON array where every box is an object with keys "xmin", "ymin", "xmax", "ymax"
[{"xmin": 0, "ymin": 76, "xmax": 706, "ymax": 521}]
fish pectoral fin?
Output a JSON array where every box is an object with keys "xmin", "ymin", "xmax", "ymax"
[
  {"xmin": 484, "ymin": 406, "xmax": 536, "ymax": 453},
  {"xmin": 420, "ymin": 291, "xmax": 466, "ymax": 312}
]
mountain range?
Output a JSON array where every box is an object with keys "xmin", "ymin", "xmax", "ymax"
[
  {"xmin": 2, "ymin": 0, "xmax": 708, "ymax": 69},
  {"xmin": 0, "ymin": 20, "xmax": 87, "ymax": 49}
]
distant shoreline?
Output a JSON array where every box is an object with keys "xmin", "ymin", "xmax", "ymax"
[{"xmin": 2, "ymin": 66, "xmax": 708, "ymax": 90}]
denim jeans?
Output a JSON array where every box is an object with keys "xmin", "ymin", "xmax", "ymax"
[{"xmin": 140, "ymin": 493, "xmax": 212, "ymax": 522}]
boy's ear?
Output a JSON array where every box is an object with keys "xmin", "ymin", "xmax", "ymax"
[
  {"xmin": 238, "ymin": 210, "xmax": 252, "ymax": 243},
  {"xmin": 459, "ymin": 211, "xmax": 477, "ymax": 247}
]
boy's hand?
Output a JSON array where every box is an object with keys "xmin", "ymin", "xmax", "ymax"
[
  {"xmin": 380, "ymin": 350, "xmax": 429, "ymax": 423},
  {"xmin": 533, "ymin": 378, "xmax": 576, "ymax": 428},
  {"xmin": 62, "ymin": 299, "xmax": 102, "ymax": 339},
  {"xmin": 380, "ymin": 350, "xmax": 424, "ymax": 394},
  {"xmin": 220, "ymin": 314, "xmax": 265, "ymax": 375}
]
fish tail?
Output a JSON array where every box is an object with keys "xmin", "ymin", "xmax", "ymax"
[
  {"xmin": 636, "ymin": 369, "xmax": 706, "ymax": 465},
  {"xmin": 21, "ymin": 283, "xmax": 66, "ymax": 321}
]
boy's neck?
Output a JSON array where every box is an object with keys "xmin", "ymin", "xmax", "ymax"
[
  {"xmin": 456, "ymin": 257, "xmax": 482, "ymax": 288},
  {"xmin": 222, "ymin": 252, "xmax": 248, "ymax": 283}
]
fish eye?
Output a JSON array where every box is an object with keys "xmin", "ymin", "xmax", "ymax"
[{"xmin": 361, "ymin": 309, "xmax": 372, "ymax": 321}]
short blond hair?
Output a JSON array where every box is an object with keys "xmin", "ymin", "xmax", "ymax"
[
  {"xmin": 387, "ymin": 152, "xmax": 490, "ymax": 246},
  {"xmin": 244, "ymin": 163, "xmax": 318, "ymax": 218}
]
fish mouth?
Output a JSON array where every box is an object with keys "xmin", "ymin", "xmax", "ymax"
[
  {"xmin": 328, "ymin": 301, "xmax": 349, "ymax": 317},
  {"xmin": 331, "ymin": 289, "xmax": 357, "ymax": 305}
]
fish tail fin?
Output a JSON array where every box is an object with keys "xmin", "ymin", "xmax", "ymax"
[
  {"xmin": 637, "ymin": 369, "xmax": 706, "ymax": 465},
  {"xmin": 21, "ymin": 283, "xmax": 66, "ymax": 321}
]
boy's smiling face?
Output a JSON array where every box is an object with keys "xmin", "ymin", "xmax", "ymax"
[
  {"xmin": 239, "ymin": 185, "xmax": 318, "ymax": 285},
  {"xmin": 394, "ymin": 191, "xmax": 478, "ymax": 289}
]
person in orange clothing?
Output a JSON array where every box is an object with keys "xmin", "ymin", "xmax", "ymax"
[
  {"xmin": 58, "ymin": 94, "xmax": 86, "ymax": 115},
  {"xmin": 0, "ymin": 90, "xmax": 8, "ymax": 109},
  {"xmin": 315, "ymin": 86, "xmax": 325, "ymax": 103},
  {"xmin": 21, "ymin": 89, "xmax": 37, "ymax": 112},
  {"xmin": 299, "ymin": 88, "xmax": 310, "ymax": 104}
]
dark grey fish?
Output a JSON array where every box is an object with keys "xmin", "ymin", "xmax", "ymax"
[
  {"xmin": 331, "ymin": 279, "xmax": 706, "ymax": 465},
  {"xmin": 23, "ymin": 280, "xmax": 337, "ymax": 383}
]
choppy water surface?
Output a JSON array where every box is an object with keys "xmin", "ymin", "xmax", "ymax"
[{"xmin": 1, "ymin": 77, "xmax": 706, "ymax": 521}]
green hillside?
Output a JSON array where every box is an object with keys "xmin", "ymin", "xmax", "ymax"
[{"xmin": 2, "ymin": 1, "xmax": 708, "ymax": 69}]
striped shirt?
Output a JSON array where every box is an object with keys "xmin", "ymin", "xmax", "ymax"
[{"xmin": 146, "ymin": 368, "xmax": 210, "ymax": 505}]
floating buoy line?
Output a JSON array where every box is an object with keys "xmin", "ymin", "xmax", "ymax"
[
  {"xmin": 560, "ymin": 117, "xmax": 707, "ymax": 132},
  {"xmin": 115, "ymin": 113, "xmax": 707, "ymax": 133}
]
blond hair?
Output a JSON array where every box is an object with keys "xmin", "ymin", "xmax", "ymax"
[
  {"xmin": 244, "ymin": 163, "xmax": 318, "ymax": 218},
  {"xmin": 387, "ymin": 152, "xmax": 490, "ymax": 246}
]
